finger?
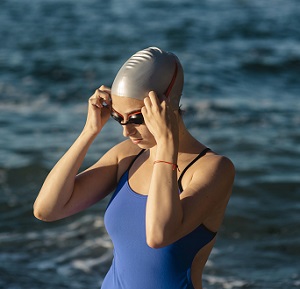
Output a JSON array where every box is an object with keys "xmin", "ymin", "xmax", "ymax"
[
  {"xmin": 100, "ymin": 92, "xmax": 111, "ymax": 108},
  {"xmin": 89, "ymin": 95, "xmax": 102, "ymax": 109},
  {"xmin": 100, "ymin": 86, "xmax": 112, "ymax": 106},
  {"xmin": 148, "ymin": 91, "xmax": 160, "ymax": 108},
  {"xmin": 99, "ymin": 85, "xmax": 111, "ymax": 99},
  {"xmin": 143, "ymin": 95, "xmax": 152, "ymax": 109},
  {"xmin": 91, "ymin": 88, "xmax": 111, "ymax": 108},
  {"xmin": 161, "ymin": 94, "xmax": 169, "ymax": 104},
  {"xmin": 89, "ymin": 95, "xmax": 104, "ymax": 109},
  {"xmin": 141, "ymin": 106, "xmax": 147, "ymax": 115},
  {"xmin": 99, "ymin": 85, "xmax": 112, "ymax": 94},
  {"xmin": 160, "ymin": 93, "xmax": 175, "ymax": 113}
]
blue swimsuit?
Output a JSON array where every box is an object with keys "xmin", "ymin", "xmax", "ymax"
[{"xmin": 102, "ymin": 148, "xmax": 216, "ymax": 289}]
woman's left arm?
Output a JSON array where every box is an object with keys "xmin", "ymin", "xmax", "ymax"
[
  {"xmin": 146, "ymin": 148, "xmax": 234, "ymax": 248},
  {"xmin": 142, "ymin": 92, "xmax": 235, "ymax": 248}
]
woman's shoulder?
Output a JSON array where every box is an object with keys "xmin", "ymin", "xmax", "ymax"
[
  {"xmin": 182, "ymin": 141, "xmax": 234, "ymax": 173},
  {"xmin": 209, "ymin": 150, "xmax": 234, "ymax": 169},
  {"xmin": 195, "ymin": 149, "xmax": 235, "ymax": 182},
  {"xmin": 104, "ymin": 140, "xmax": 143, "ymax": 169},
  {"xmin": 109, "ymin": 140, "xmax": 143, "ymax": 179},
  {"xmin": 180, "ymin": 145, "xmax": 235, "ymax": 182},
  {"xmin": 112, "ymin": 139, "xmax": 142, "ymax": 158}
]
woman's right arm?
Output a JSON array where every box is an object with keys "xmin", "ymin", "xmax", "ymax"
[{"xmin": 33, "ymin": 86, "xmax": 117, "ymax": 221}]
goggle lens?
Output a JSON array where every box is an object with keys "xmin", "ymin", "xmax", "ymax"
[{"xmin": 111, "ymin": 110, "xmax": 144, "ymax": 125}]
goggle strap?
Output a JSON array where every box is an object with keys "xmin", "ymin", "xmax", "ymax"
[{"xmin": 164, "ymin": 62, "xmax": 178, "ymax": 98}]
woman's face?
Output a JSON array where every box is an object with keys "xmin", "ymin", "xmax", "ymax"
[{"xmin": 111, "ymin": 95, "xmax": 156, "ymax": 149}]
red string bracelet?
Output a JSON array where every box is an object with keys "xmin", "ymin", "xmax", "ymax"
[{"xmin": 153, "ymin": 160, "xmax": 180, "ymax": 172}]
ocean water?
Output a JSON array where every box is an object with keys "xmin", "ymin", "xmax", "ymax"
[{"xmin": 0, "ymin": 0, "xmax": 300, "ymax": 288}]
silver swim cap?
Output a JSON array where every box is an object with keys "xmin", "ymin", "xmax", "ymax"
[{"xmin": 111, "ymin": 47, "xmax": 184, "ymax": 108}]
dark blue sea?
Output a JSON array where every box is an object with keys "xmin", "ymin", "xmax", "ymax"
[{"xmin": 0, "ymin": 0, "xmax": 299, "ymax": 288}]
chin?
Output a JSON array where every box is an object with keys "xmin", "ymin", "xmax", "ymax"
[{"xmin": 136, "ymin": 141, "xmax": 156, "ymax": 150}]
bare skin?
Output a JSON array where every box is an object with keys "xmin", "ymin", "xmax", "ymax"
[{"xmin": 34, "ymin": 86, "xmax": 235, "ymax": 289}]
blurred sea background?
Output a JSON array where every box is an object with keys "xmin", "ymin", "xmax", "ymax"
[{"xmin": 0, "ymin": 0, "xmax": 299, "ymax": 288}]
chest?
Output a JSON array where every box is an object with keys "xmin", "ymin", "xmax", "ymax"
[
  {"xmin": 128, "ymin": 166, "xmax": 174, "ymax": 196},
  {"xmin": 127, "ymin": 159, "xmax": 194, "ymax": 196}
]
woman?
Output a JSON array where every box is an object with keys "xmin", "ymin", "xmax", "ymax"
[{"xmin": 34, "ymin": 47, "xmax": 235, "ymax": 289}]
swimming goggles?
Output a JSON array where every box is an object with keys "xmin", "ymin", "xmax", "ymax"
[{"xmin": 111, "ymin": 109, "xmax": 144, "ymax": 125}]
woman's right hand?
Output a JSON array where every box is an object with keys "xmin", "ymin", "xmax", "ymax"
[{"xmin": 84, "ymin": 85, "xmax": 112, "ymax": 135}]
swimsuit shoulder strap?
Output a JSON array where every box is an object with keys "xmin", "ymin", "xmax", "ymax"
[
  {"xmin": 127, "ymin": 149, "xmax": 146, "ymax": 172},
  {"xmin": 178, "ymin": 147, "xmax": 211, "ymax": 192},
  {"xmin": 106, "ymin": 149, "xmax": 146, "ymax": 209}
]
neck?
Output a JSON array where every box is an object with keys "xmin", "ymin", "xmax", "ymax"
[
  {"xmin": 148, "ymin": 116, "xmax": 203, "ymax": 160},
  {"xmin": 177, "ymin": 119, "xmax": 203, "ymax": 153}
]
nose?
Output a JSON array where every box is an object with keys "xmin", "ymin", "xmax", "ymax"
[{"xmin": 122, "ymin": 124, "xmax": 136, "ymax": 138}]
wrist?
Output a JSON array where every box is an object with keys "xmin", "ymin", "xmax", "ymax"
[
  {"xmin": 80, "ymin": 128, "xmax": 100, "ymax": 141},
  {"xmin": 156, "ymin": 134, "xmax": 178, "ymax": 148},
  {"xmin": 82, "ymin": 123, "xmax": 102, "ymax": 137},
  {"xmin": 155, "ymin": 143, "xmax": 178, "ymax": 164},
  {"xmin": 153, "ymin": 160, "xmax": 180, "ymax": 172}
]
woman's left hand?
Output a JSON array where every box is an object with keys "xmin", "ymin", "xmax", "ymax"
[{"xmin": 141, "ymin": 91, "xmax": 179, "ymax": 146}]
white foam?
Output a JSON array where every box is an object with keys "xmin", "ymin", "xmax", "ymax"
[
  {"xmin": 204, "ymin": 275, "xmax": 248, "ymax": 289},
  {"xmin": 72, "ymin": 250, "xmax": 113, "ymax": 273}
]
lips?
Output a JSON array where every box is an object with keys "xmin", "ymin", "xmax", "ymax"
[{"xmin": 130, "ymin": 138, "xmax": 142, "ymax": 144}]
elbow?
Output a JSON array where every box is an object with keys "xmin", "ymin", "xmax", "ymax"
[
  {"xmin": 146, "ymin": 220, "xmax": 182, "ymax": 249},
  {"xmin": 146, "ymin": 230, "xmax": 171, "ymax": 249},
  {"xmin": 146, "ymin": 237, "xmax": 165, "ymax": 249},
  {"xmin": 33, "ymin": 204, "xmax": 57, "ymax": 222},
  {"xmin": 33, "ymin": 209, "xmax": 52, "ymax": 222}
]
